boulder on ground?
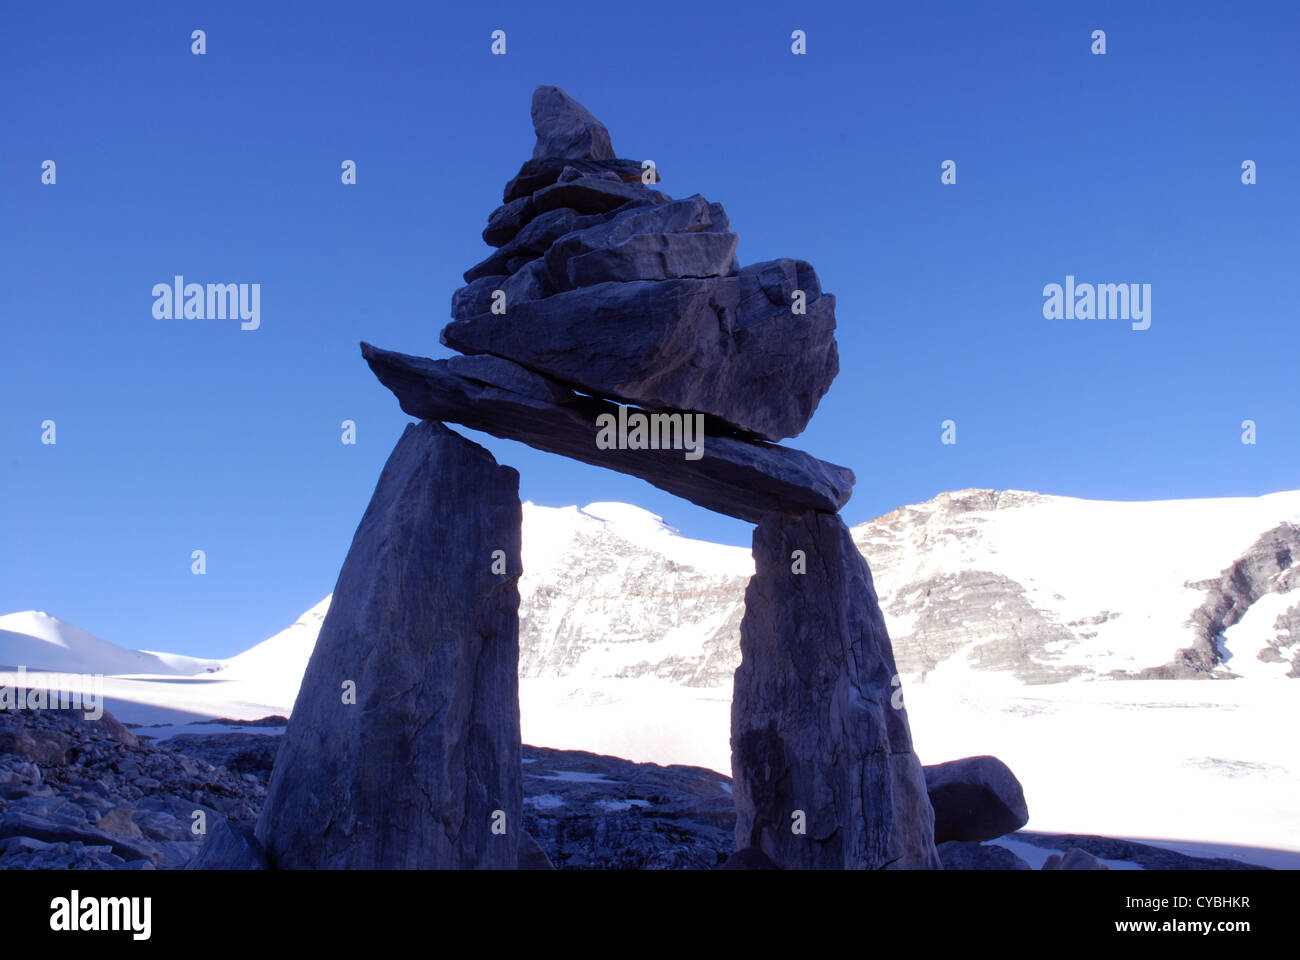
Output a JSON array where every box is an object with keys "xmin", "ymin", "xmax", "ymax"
[{"xmin": 924, "ymin": 755, "xmax": 1030, "ymax": 844}]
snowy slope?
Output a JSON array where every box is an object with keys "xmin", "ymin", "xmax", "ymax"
[
  {"xmin": 3, "ymin": 489, "xmax": 1298, "ymax": 857},
  {"xmin": 0, "ymin": 611, "xmax": 220, "ymax": 676},
  {"xmin": 857, "ymin": 488, "xmax": 1300, "ymax": 681}
]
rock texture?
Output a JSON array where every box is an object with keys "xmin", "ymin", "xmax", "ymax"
[
  {"xmin": 255, "ymin": 420, "xmax": 524, "ymax": 869},
  {"xmin": 443, "ymin": 267, "xmax": 837, "ymax": 442},
  {"xmin": 936, "ymin": 840, "xmax": 1032, "ymax": 870},
  {"xmin": 1174, "ymin": 522, "xmax": 1300, "ymax": 678},
  {"xmin": 0, "ymin": 710, "xmax": 1276, "ymax": 870},
  {"xmin": 531, "ymin": 85, "xmax": 614, "ymax": 161},
  {"xmin": 363, "ymin": 343, "xmax": 855, "ymax": 524},
  {"xmin": 1013, "ymin": 831, "xmax": 1271, "ymax": 870},
  {"xmin": 188, "ymin": 819, "xmax": 267, "ymax": 870},
  {"xmin": 440, "ymin": 84, "xmax": 839, "ymax": 441},
  {"xmin": 0, "ymin": 708, "xmax": 264, "ymax": 870},
  {"xmin": 731, "ymin": 510, "xmax": 941, "ymax": 869},
  {"xmin": 852, "ymin": 488, "xmax": 1300, "ymax": 682},
  {"xmin": 521, "ymin": 746, "xmax": 734, "ymax": 869},
  {"xmin": 925, "ymin": 755, "xmax": 1030, "ymax": 844},
  {"xmin": 515, "ymin": 505, "xmax": 750, "ymax": 687},
  {"xmin": 1042, "ymin": 848, "xmax": 1109, "ymax": 870}
]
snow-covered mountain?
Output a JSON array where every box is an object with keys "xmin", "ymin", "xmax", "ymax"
[
  {"xmin": 4, "ymin": 488, "xmax": 1298, "ymax": 856},
  {"xmin": 861, "ymin": 488, "xmax": 1300, "ymax": 682},
  {"xmin": 0, "ymin": 611, "xmax": 221, "ymax": 677},
  {"xmin": 6, "ymin": 488, "xmax": 1299, "ymax": 697}
]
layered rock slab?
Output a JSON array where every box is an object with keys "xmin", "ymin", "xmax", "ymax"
[
  {"xmin": 731, "ymin": 510, "xmax": 941, "ymax": 869},
  {"xmin": 255, "ymin": 420, "xmax": 523, "ymax": 868},
  {"xmin": 362, "ymin": 343, "xmax": 855, "ymax": 524}
]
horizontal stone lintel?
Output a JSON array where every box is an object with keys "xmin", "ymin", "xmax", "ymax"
[{"xmin": 361, "ymin": 342, "xmax": 855, "ymax": 525}]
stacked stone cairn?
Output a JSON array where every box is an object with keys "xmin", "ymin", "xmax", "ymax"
[{"xmin": 249, "ymin": 86, "xmax": 943, "ymax": 869}]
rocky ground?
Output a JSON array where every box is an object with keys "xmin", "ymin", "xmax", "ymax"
[
  {"xmin": 0, "ymin": 708, "xmax": 1274, "ymax": 870},
  {"xmin": 0, "ymin": 709, "xmax": 263, "ymax": 869}
]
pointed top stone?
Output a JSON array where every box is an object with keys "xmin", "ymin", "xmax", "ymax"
[{"xmin": 531, "ymin": 85, "xmax": 615, "ymax": 161}]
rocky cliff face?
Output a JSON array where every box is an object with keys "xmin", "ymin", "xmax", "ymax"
[
  {"xmin": 509, "ymin": 489, "xmax": 1300, "ymax": 688},
  {"xmin": 853, "ymin": 489, "xmax": 1300, "ymax": 682},
  {"xmin": 516, "ymin": 504, "xmax": 749, "ymax": 688}
]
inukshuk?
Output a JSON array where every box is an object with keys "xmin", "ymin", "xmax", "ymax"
[{"xmin": 256, "ymin": 85, "xmax": 941, "ymax": 869}]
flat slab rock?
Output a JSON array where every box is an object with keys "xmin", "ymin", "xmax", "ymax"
[
  {"xmin": 361, "ymin": 343, "xmax": 855, "ymax": 525},
  {"xmin": 255, "ymin": 420, "xmax": 524, "ymax": 868}
]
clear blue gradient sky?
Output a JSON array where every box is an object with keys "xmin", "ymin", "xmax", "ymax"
[{"xmin": 2, "ymin": 1, "xmax": 1297, "ymax": 658}]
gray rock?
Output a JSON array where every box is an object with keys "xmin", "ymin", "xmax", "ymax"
[
  {"xmin": 731, "ymin": 510, "xmax": 942, "ymax": 869},
  {"xmin": 1043, "ymin": 848, "xmax": 1110, "ymax": 870},
  {"xmin": 165, "ymin": 733, "xmax": 279, "ymax": 777},
  {"xmin": 188, "ymin": 819, "xmax": 268, "ymax": 870},
  {"xmin": 517, "ymin": 830, "xmax": 555, "ymax": 870},
  {"xmin": 442, "ymin": 266, "xmax": 838, "ymax": 441},
  {"xmin": 0, "ymin": 728, "xmax": 69, "ymax": 765},
  {"xmin": 521, "ymin": 745, "xmax": 732, "ymax": 870},
  {"xmin": 446, "ymin": 354, "xmax": 574, "ymax": 403},
  {"xmin": 924, "ymin": 755, "xmax": 1030, "ymax": 843},
  {"xmin": 531, "ymin": 85, "xmax": 615, "ymax": 161},
  {"xmin": 937, "ymin": 840, "xmax": 1032, "ymax": 870},
  {"xmin": 0, "ymin": 810, "xmax": 158, "ymax": 863},
  {"xmin": 255, "ymin": 420, "xmax": 523, "ymax": 869},
  {"xmin": 483, "ymin": 196, "xmax": 536, "ymax": 248},
  {"xmin": 1012, "ymin": 831, "xmax": 1272, "ymax": 870},
  {"xmin": 504, "ymin": 156, "xmax": 657, "ymax": 204},
  {"xmin": 565, "ymin": 232, "xmax": 739, "ymax": 288},
  {"xmin": 531, "ymin": 175, "xmax": 670, "ymax": 217},
  {"xmin": 69, "ymin": 711, "xmax": 139, "ymax": 747},
  {"xmin": 541, "ymin": 195, "xmax": 731, "ymax": 285},
  {"xmin": 453, "ymin": 260, "xmax": 554, "ymax": 319},
  {"xmin": 464, "ymin": 204, "xmax": 651, "ymax": 285},
  {"xmin": 362, "ymin": 343, "xmax": 855, "ymax": 524}
]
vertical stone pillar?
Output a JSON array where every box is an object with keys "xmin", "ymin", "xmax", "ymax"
[
  {"xmin": 731, "ymin": 510, "xmax": 941, "ymax": 869},
  {"xmin": 257, "ymin": 420, "xmax": 523, "ymax": 868}
]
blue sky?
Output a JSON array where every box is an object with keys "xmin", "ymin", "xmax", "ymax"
[{"xmin": 2, "ymin": 1, "xmax": 1297, "ymax": 658}]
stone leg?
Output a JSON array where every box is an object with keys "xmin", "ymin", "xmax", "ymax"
[
  {"xmin": 256, "ymin": 420, "xmax": 523, "ymax": 868},
  {"xmin": 731, "ymin": 510, "xmax": 942, "ymax": 869}
]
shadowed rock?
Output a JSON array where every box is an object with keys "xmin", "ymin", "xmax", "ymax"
[
  {"xmin": 188, "ymin": 820, "xmax": 268, "ymax": 870},
  {"xmin": 937, "ymin": 840, "xmax": 1032, "ymax": 870},
  {"xmin": 532, "ymin": 85, "xmax": 615, "ymax": 161},
  {"xmin": 362, "ymin": 343, "xmax": 855, "ymax": 524},
  {"xmin": 1043, "ymin": 848, "xmax": 1109, "ymax": 870},
  {"xmin": 442, "ymin": 263, "xmax": 837, "ymax": 441},
  {"xmin": 721, "ymin": 847, "xmax": 779, "ymax": 870},
  {"xmin": 924, "ymin": 755, "xmax": 1029, "ymax": 844},
  {"xmin": 731, "ymin": 510, "xmax": 941, "ymax": 869},
  {"xmin": 255, "ymin": 420, "xmax": 523, "ymax": 868},
  {"xmin": 503, "ymin": 156, "xmax": 658, "ymax": 205}
]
